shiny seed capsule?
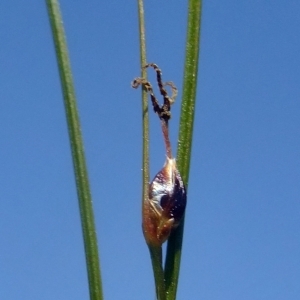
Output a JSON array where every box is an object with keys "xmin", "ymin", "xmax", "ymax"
[{"xmin": 142, "ymin": 157, "xmax": 187, "ymax": 246}]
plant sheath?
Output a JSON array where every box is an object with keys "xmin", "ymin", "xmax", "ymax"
[{"xmin": 45, "ymin": 1, "xmax": 103, "ymax": 299}]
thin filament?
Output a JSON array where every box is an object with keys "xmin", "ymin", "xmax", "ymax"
[{"xmin": 161, "ymin": 120, "xmax": 172, "ymax": 159}]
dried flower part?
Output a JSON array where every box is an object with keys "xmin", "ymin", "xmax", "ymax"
[{"xmin": 143, "ymin": 157, "xmax": 187, "ymax": 246}]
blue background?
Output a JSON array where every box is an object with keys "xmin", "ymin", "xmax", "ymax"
[{"xmin": 0, "ymin": 1, "xmax": 299, "ymax": 299}]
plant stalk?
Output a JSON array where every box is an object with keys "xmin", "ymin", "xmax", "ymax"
[
  {"xmin": 164, "ymin": 0, "xmax": 202, "ymax": 299},
  {"xmin": 137, "ymin": 1, "xmax": 166, "ymax": 299},
  {"xmin": 149, "ymin": 245, "xmax": 166, "ymax": 300},
  {"xmin": 45, "ymin": 1, "xmax": 103, "ymax": 299}
]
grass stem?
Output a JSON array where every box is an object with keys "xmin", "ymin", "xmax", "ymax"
[
  {"xmin": 164, "ymin": 1, "xmax": 202, "ymax": 299},
  {"xmin": 45, "ymin": 1, "xmax": 103, "ymax": 299}
]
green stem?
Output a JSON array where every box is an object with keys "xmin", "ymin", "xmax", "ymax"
[
  {"xmin": 137, "ymin": 0, "xmax": 149, "ymax": 225},
  {"xmin": 149, "ymin": 246, "xmax": 166, "ymax": 300},
  {"xmin": 45, "ymin": 1, "xmax": 103, "ymax": 299},
  {"xmin": 137, "ymin": 1, "xmax": 166, "ymax": 299},
  {"xmin": 164, "ymin": 0, "xmax": 202, "ymax": 299}
]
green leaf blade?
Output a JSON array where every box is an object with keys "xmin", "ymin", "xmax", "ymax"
[
  {"xmin": 45, "ymin": 1, "xmax": 103, "ymax": 299},
  {"xmin": 165, "ymin": 1, "xmax": 203, "ymax": 299}
]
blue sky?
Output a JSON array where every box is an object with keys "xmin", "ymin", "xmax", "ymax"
[{"xmin": 1, "ymin": 1, "xmax": 300, "ymax": 299}]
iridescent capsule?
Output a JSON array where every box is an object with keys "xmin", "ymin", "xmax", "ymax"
[{"xmin": 142, "ymin": 157, "xmax": 187, "ymax": 246}]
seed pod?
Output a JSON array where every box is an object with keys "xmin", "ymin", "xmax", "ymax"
[{"xmin": 143, "ymin": 157, "xmax": 187, "ymax": 246}]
